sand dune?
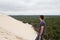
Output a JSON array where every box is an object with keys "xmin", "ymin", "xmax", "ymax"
[
  {"xmin": 0, "ymin": 27, "xmax": 24, "ymax": 40},
  {"xmin": 0, "ymin": 14, "xmax": 37, "ymax": 40}
]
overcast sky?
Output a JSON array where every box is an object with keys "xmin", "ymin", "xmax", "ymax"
[{"xmin": 0, "ymin": 0, "xmax": 60, "ymax": 15}]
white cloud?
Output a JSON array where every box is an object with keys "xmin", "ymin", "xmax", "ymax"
[{"xmin": 0, "ymin": 0, "xmax": 60, "ymax": 15}]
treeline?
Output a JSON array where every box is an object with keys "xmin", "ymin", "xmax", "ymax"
[{"xmin": 10, "ymin": 15, "xmax": 60, "ymax": 40}]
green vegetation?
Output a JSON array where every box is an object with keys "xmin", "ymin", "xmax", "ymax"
[{"xmin": 10, "ymin": 15, "xmax": 60, "ymax": 40}]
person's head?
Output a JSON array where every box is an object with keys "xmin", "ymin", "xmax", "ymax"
[{"xmin": 39, "ymin": 15, "xmax": 44, "ymax": 21}]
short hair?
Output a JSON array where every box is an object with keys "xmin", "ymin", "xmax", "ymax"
[{"xmin": 40, "ymin": 15, "xmax": 44, "ymax": 20}]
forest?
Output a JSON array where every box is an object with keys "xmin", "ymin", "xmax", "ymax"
[{"xmin": 10, "ymin": 15, "xmax": 60, "ymax": 40}]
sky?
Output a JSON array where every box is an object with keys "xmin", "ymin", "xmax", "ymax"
[{"xmin": 0, "ymin": 0, "xmax": 60, "ymax": 15}]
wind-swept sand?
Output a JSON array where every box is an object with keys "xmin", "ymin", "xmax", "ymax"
[
  {"xmin": 0, "ymin": 14, "xmax": 37, "ymax": 40},
  {"xmin": 0, "ymin": 27, "xmax": 23, "ymax": 40}
]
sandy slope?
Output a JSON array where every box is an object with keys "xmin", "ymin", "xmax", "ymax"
[
  {"xmin": 0, "ymin": 27, "xmax": 24, "ymax": 40},
  {"xmin": 0, "ymin": 14, "xmax": 37, "ymax": 40}
]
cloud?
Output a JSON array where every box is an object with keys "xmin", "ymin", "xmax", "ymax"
[{"xmin": 0, "ymin": 0, "xmax": 60, "ymax": 15}]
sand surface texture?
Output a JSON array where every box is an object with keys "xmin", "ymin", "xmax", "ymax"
[{"xmin": 0, "ymin": 14, "xmax": 37, "ymax": 40}]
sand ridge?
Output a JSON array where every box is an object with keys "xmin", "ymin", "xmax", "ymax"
[{"xmin": 0, "ymin": 14, "xmax": 37, "ymax": 40}]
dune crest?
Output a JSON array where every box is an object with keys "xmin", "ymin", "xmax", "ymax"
[{"xmin": 0, "ymin": 14, "xmax": 37, "ymax": 40}]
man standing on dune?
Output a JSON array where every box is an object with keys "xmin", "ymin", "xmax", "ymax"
[{"xmin": 35, "ymin": 15, "xmax": 46, "ymax": 40}]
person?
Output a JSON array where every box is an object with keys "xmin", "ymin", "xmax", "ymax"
[{"xmin": 35, "ymin": 15, "xmax": 46, "ymax": 40}]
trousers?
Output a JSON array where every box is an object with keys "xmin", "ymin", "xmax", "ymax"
[{"xmin": 35, "ymin": 34, "xmax": 44, "ymax": 40}]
